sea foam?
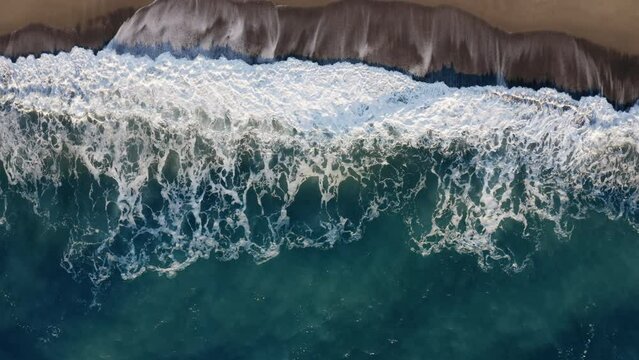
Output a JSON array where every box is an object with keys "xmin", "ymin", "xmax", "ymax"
[{"xmin": 0, "ymin": 48, "xmax": 637, "ymax": 284}]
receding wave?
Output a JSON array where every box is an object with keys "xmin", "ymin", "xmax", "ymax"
[{"xmin": 0, "ymin": 48, "xmax": 638, "ymax": 285}]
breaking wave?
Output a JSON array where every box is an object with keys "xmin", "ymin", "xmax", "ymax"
[{"xmin": 0, "ymin": 48, "xmax": 638, "ymax": 285}]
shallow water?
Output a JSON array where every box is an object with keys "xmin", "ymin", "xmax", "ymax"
[{"xmin": 1, "ymin": 49, "xmax": 638, "ymax": 359}]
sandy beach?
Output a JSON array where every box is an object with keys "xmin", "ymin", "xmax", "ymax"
[
  {"xmin": 272, "ymin": 0, "xmax": 639, "ymax": 55},
  {"xmin": 426, "ymin": 0, "xmax": 639, "ymax": 56},
  {"xmin": 0, "ymin": 0, "xmax": 152, "ymax": 35},
  {"xmin": 1, "ymin": 0, "xmax": 638, "ymax": 55}
]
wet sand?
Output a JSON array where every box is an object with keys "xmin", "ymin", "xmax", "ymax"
[
  {"xmin": 274, "ymin": 0, "xmax": 639, "ymax": 56},
  {"xmin": 2, "ymin": 0, "xmax": 637, "ymax": 55},
  {"xmin": 0, "ymin": 0, "xmax": 153, "ymax": 58},
  {"xmin": 0, "ymin": 8, "xmax": 138, "ymax": 59},
  {"xmin": 0, "ymin": 0, "xmax": 152, "ymax": 35}
]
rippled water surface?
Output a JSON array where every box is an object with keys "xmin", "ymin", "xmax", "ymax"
[{"xmin": 1, "ymin": 49, "xmax": 638, "ymax": 359}]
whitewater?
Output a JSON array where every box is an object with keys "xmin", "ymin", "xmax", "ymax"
[{"xmin": 0, "ymin": 48, "xmax": 638, "ymax": 286}]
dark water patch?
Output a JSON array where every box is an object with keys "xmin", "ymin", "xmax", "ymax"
[{"xmin": 288, "ymin": 177, "xmax": 322, "ymax": 230}]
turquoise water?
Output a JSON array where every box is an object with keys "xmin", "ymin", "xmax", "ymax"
[
  {"xmin": 1, "ymin": 50, "xmax": 639, "ymax": 359},
  {"xmin": 3, "ymin": 207, "xmax": 639, "ymax": 359}
]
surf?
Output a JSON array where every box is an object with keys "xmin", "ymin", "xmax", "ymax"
[{"xmin": 0, "ymin": 48, "xmax": 638, "ymax": 285}]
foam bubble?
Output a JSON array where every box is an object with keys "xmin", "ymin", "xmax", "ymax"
[{"xmin": 0, "ymin": 48, "xmax": 638, "ymax": 284}]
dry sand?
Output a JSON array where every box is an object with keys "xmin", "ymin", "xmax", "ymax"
[{"xmin": 1, "ymin": 0, "xmax": 638, "ymax": 55}]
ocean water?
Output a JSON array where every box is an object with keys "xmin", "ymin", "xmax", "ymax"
[{"xmin": 1, "ymin": 48, "xmax": 639, "ymax": 359}]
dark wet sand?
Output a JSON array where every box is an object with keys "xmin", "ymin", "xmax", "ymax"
[
  {"xmin": 2, "ymin": 0, "xmax": 638, "ymax": 55},
  {"xmin": 0, "ymin": 0, "xmax": 152, "ymax": 35},
  {"xmin": 273, "ymin": 0, "xmax": 639, "ymax": 55}
]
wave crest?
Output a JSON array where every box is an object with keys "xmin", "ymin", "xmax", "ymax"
[{"xmin": 0, "ymin": 49, "xmax": 638, "ymax": 284}]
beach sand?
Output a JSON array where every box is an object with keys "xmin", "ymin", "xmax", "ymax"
[
  {"xmin": 0, "ymin": 0, "xmax": 152, "ymax": 35},
  {"xmin": 274, "ymin": 0, "xmax": 639, "ymax": 55},
  {"xmin": 1, "ymin": 0, "xmax": 637, "ymax": 55}
]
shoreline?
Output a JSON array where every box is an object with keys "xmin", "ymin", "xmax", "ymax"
[
  {"xmin": 272, "ymin": 0, "xmax": 639, "ymax": 56},
  {"xmin": 2, "ymin": 0, "xmax": 638, "ymax": 56},
  {"xmin": 0, "ymin": 0, "xmax": 152, "ymax": 35},
  {"xmin": 0, "ymin": 7, "xmax": 138, "ymax": 59},
  {"xmin": 111, "ymin": 0, "xmax": 639, "ymax": 107},
  {"xmin": 2, "ymin": 0, "xmax": 638, "ymax": 107}
]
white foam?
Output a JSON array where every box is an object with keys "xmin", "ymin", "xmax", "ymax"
[{"xmin": 0, "ymin": 48, "xmax": 638, "ymax": 284}]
